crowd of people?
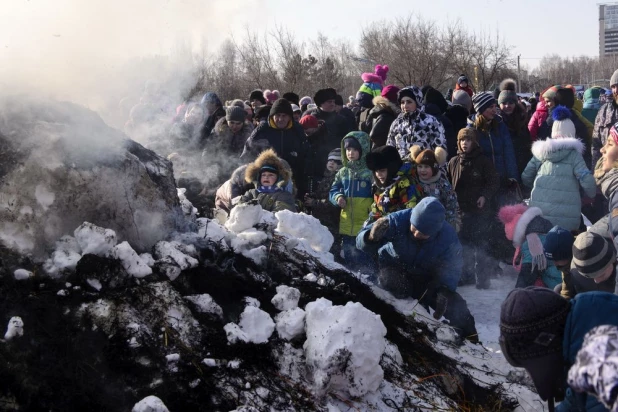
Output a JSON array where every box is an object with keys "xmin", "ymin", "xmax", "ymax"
[{"xmin": 124, "ymin": 65, "xmax": 618, "ymax": 411}]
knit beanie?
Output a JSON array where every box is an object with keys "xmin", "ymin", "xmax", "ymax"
[
  {"xmin": 555, "ymin": 88, "xmax": 575, "ymax": 109},
  {"xmin": 314, "ymin": 88, "xmax": 337, "ymax": 108},
  {"xmin": 282, "ymin": 92, "xmax": 300, "ymax": 105},
  {"xmin": 572, "ymin": 232, "xmax": 616, "ymax": 279},
  {"xmin": 356, "ymin": 91, "xmax": 374, "ymax": 109},
  {"xmin": 343, "ymin": 137, "xmax": 362, "ymax": 155},
  {"xmin": 264, "ymin": 90, "xmax": 280, "ymax": 104},
  {"xmin": 452, "ymin": 90, "xmax": 472, "ymax": 112},
  {"xmin": 409, "ymin": 197, "xmax": 445, "ymax": 237},
  {"xmin": 327, "ymin": 148, "xmax": 342, "ymax": 162},
  {"xmin": 201, "ymin": 92, "xmax": 221, "ymax": 106},
  {"xmin": 375, "ymin": 64, "xmax": 389, "ymax": 82},
  {"xmin": 498, "ymin": 79, "xmax": 518, "ymax": 105},
  {"xmin": 299, "ymin": 114, "xmax": 319, "ymax": 130},
  {"xmin": 226, "ymin": 106, "xmax": 246, "ymax": 123},
  {"xmin": 457, "ymin": 75, "xmax": 469, "ymax": 86},
  {"xmin": 230, "ymin": 99, "xmax": 245, "ymax": 108},
  {"xmin": 269, "ymin": 98, "xmax": 294, "ymax": 118},
  {"xmin": 260, "ymin": 164, "xmax": 279, "ymax": 180},
  {"xmin": 249, "ymin": 89, "xmax": 266, "ymax": 104},
  {"xmin": 299, "ymin": 96, "xmax": 312, "ymax": 106},
  {"xmin": 500, "ymin": 286, "xmax": 570, "ymax": 400},
  {"xmin": 472, "ymin": 92, "xmax": 496, "ymax": 115},
  {"xmin": 542, "ymin": 86, "xmax": 560, "ymax": 101},
  {"xmin": 543, "ymin": 226, "xmax": 574, "ymax": 261},
  {"xmin": 611, "ymin": 69, "xmax": 618, "ymax": 87},
  {"xmin": 411, "ymin": 145, "xmax": 447, "ymax": 177},
  {"xmin": 381, "ymin": 85, "xmax": 400, "ymax": 104},
  {"xmin": 457, "ymin": 128, "xmax": 478, "ymax": 147},
  {"xmin": 551, "ymin": 106, "xmax": 576, "ymax": 138},
  {"xmin": 423, "ymin": 88, "xmax": 448, "ymax": 114}
]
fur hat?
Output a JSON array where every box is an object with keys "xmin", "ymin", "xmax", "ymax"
[
  {"xmin": 249, "ymin": 89, "xmax": 266, "ymax": 104},
  {"xmin": 409, "ymin": 197, "xmax": 445, "ymax": 238},
  {"xmin": 498, "ymin": 79, "xmax": 518, "ymax": 105},
  {"xmin": 282, "ymin": 92, "xmax": 300, "ymax": 105},
  {"xmin": 366, "ymin": 145, "xmax": 403, "ymax": 185},
  {"xmin": 245, "ymin": 148, "xmax": 291, "ymax": 186},
  {"xmin": 410, "ymin": 145, "xmax": 447, "ymax": 177},
  {"xmin": 381, "ymin": 85, "xmax": 400, "ymax": 104},
  {"xmin": 226, "ymin": 106, "xmax": 246, "ymax": 123},
  {"xmin": 314, "ymin": 88, "xmax": 337, "ymax": 108},
  {"xmin": 335, "ymin": 94, "xmax": 344, "ymax": 106},
  {"xmin": 498, "ymin": 204, "xmax": 543, "ymax": 247},
  {"xmin": 551, "ymin": 106, "xmax": 576, "ymax": 138},
  {"xmin": 572, "ymin": 232, "xmax": 616, "ymax": 279},
  {"xmin": 254, "ymin": 105, "xmax": 271, "ymax": 121},
  {"xmin": 457, "ymin": 128, "xmax": 478, "ymax": 147},
  {"xmin": 269, "ymin": 98, "xmax": 294, "ymax": 118},
  {"xmin": 452, "ymin": 90, "xmax": 472, "ymax": 112},
  {"xmin": 264, "ymin": 90, "xmax": 280, "ymax": 104},
  {"xmin": 299, "ymin": 96, "xmax": 312, "ymax": 106},
  {"xmin": 472, "ymin": 92, "xmax": 496, "ymax": 115},
  {"xmin": 500, "ymin": 286, "xmax": 570, "ymax": 401}
]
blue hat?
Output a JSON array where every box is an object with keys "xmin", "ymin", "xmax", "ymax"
[
  {"xmin": 543, "ymin": 226, "xmax": 574, "ymax": 261},
  {"xmin": 201, "ymin": 92, "xmax": 221, "ymax": 106},
  {"xmin": 409, "ymin": 197, "xmax": 445, "ymax": 238}
]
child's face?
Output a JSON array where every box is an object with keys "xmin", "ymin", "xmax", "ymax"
[
  {"xmin": 346, "ymin": 148, "xmax": 360, "ymax": 161},
  {"xmin": 459, "ymin": 138, "xmax": 475, "ymax": 153},
  {"xmin": 417, "ymin": 164, "xmax": 433, "ymax": 180},
  {"xmin": 260, "ymin": 171, "xmax": 278, "ymax": 186},
  {"xmin": 460, "ymin": 81, "xmax": 468, "ymax": 88},
  {"xmin": 375, "ymin": 168, "xmax": 388, "ymax": 184},
  {"xmin": 326, "ymin": 160, "xmax": 341, "ymax": 172}
]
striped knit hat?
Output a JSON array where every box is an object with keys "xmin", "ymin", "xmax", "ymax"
[
  {"xmin": 572, "ymin": 232, "xmax": 616, "ymax": 279},
  {"xmin": 472, "ymin": 92, "xmax": 495, "ymax": 114}
]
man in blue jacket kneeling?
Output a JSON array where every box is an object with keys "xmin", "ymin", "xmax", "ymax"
[{"xmin": 356, "ymin": 197, "xmax": 478, "ymax": 342}]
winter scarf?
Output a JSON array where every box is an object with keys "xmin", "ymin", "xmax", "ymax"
[{"xmin": 256, "ymin": 185, "xmax": 283, "ymax": 194}]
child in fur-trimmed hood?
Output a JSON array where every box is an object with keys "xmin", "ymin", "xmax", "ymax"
[{"xmin": 521, "ymin": 106, "xmax": 596, "ymax": 232}]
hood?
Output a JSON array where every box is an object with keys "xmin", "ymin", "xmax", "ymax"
[
  {"xmin": 572, "ymin": 98, "xmax": 583, "ymax": 114},
  {"xmin": 371, "ymin": 96, "xmax": 399, "ymax": 115},
  {"xmin": 341, "ymin": 131, "xmax": 371, "ymax": 170},
  {"xmin": 245, "ymin": 148, "xmax": 292, "ymax": 187},
  {"xmin": 531, "ymin": 137, "xmax": 584, "ymax": 162},
  {"xmin": 398, "ymin": 86, "xmax": 423, "ymax": 108}
]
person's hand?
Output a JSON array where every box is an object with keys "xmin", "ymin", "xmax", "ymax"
[
  {"xmin": 477, "ymin": 196, "xmax": 486, "ymax": 209},
  {"xmin": 337, "ymin": 197, "xmax": 347, "ymax": 208},
  {"xmin": 433, "ymin": 288, "xmax": 449, "ymax": 320},
  {"xmin": 368, "ymin": 217, "xmax": 389, "ymax": 242}
]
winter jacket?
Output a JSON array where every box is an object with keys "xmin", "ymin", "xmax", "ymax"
[
  {"xmin": 387, "ymin": 109, "xmax": 447, "ymax": 160},
  {"xmin": 368, "ymin": 162, "xmax": 422, "ymax": 222},
  {"xmin": 573, "ymin": 99, "xmax": 595, "ymax": 140},
  {"xmin": 522, "ymin": 138, "xmax": 596, "ymax": 231},
  {"xmin": 592, "ymin": 101, "xmax": 618, "ymax": 168},
  {"xmin": 528, "ymin": 99, "xmax": 548, "ymax": 141},
  {"xmin": 241, "ymin": 117, "xmax": 309, "ymax": 197},
  {"xmin": 339, "ymin": 106, "xmax": 357, "ymax": 132},
  {"xmin": 356, "ymin": 207, "xmax": 462, "ymax": 291},
  {"xmin": 329, "ymin": 131, "xmax": 373, "ymax": 236},
  {"xmin": 455, "ymin": 83, "xmax": 473, "ymax": 98},
  {"xmin": 448, "ymin": 146, "xmax": 500, "ymax": 214},
  {"xmin": 466, "ymin": 114, "xmax": 519, "ymax": 181},
  {"xmin": 445, "ymin": 105, "xmax": 469, "ymax": 141},
  {"xmin": 555, "ymin": 292, "xmax": 618, "ymax": 411},
  {"xmin": 210, "ymin": 117, "xmax": 254, "ymax": 156},
  {"xmin": 238, "ymin": 149, "xmax": 297, "ymax": 213},
  {"xmin": 499, "ymin": 107, "xmax": 532, "ymax": 176},
  {"xmin": 305, "ymin": 107, "xmax": 353, "ymax": 152},
  {"xmin": 417, "ymin": 171, "xmax": 461, "ymax": 231},
  {"xmin": 304, "ymin": 122, "xmax": 335, "ymax": 193},
  {"xmin": 200, "ymin": 106, "xmax": 226, "ymax": 146},
  {"xmin": 425, "ymin": 103, "xmax": 457, "ymax": 160},
  {"xmin": 306, "ymin": 169, "xmax": 340, "ymax": 235},
  {"xmin": 539, "ymin": 108, "xmax": 592, "ymax": 168},
  {"xmin": 596, "ymin": 168, "xmax": 618, "ymax": 255},
  {"xmin": 560, "ymin": 263, "xmax": 617, "ymax": 300},
  {"xmin": 361, "ymin": 96, "xmax": 399, "ymax": 148}
]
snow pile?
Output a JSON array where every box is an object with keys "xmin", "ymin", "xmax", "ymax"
[
  {"xmin": 303, "ymin": 298, "xmax": 387, "ymax": 397},
  {"xmin": 224, "ymin": 305, "xmax": 275, "ymax": 344},
  {"xmin": 132, "ymin": 395, "xmax": 169, "ymax": 412},
  {"xmin": 74, "ymin": 222, "xmax": 117, "ymax": 256},
  {"xmin": 271, "ymin": 285, "xmax": 301, "ymax": 311},
  {"xmin": 225, "ymin": 203, "xmax": 263, "ymax": 233},
  {"xmin": 4, "ymin": 316, "xmax": 24, "ymax": 340},
  {"xmin": 275, "ymin": 308, "xmax": 306, "ymax": 341},
  {"xmin": 275, "ymin": 210, "xmax": 334, "ymax": 252},
  {"xmin": 14, "ymin": 269, "xmax": 33, "ymax": 280},
  {"xmin": 184, "ymin": 294, "xmax": 223, "ymax": 318},
  {"xmin": 43, "ymin": 235, "xmax": 83, "ymax": 277},
  {"xmin": 153, "ymin": 241, "xmax": 198, "ymax": 280},
  {"xmin": 109, "ymin": 241, "xmax": 153, "ymax": 278},
  {"xmin": 223, "ymin": 204, "xmax": 271, "ymax": 264}
]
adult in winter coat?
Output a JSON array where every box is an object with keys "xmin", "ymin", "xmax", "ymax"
[
  {"xmin": 386, "ymin": 86, "xmax": 447, "ymax": 159},
  {"xmin": 299, "ymin": 114, "xmax": 332, "ymax": 194},
  {"xmin": 360, "ymin": 86, "xmax": 400, "ymax": 148},
  {"xmin": 356, "ymin": 197, "xmax": 478, "ymax": 342},
  {"xmin": 467, "ymin": 92, "xmax": 519, "ymax": 182},
  {"xmin": 335, "ymin": 94, "xmax": 357, "ymax": 132},
  {"xmin": 500, "ymin": 287, "xmax": 618, "ymax": 412},
  {"xmin": 199, "ymin": 92, "xmax": 226, "ymax": 145},
  {"xmin": 209, "ymin": 106, "xmax": 254, "ymax": 156},
  {"xmin": 424, "ymin": 87, "xmax": 457, "ymax": 160},
  {"xmin": 305, "ymin": 88, "xmax": 353, "ymax": 151},
  {"xmin": 497, "ymin": 79, "xmax": 532, "ymax": 175},
  {"xmin": 214, "ymin": 165, "xmax": 250, "ymax": 213},
  {"xmin": 447, "ymin": 90, "xmax": 472, "ymax": 137},
  {"xmin": 238, "ymin": 148, "xmax": 297, "ymax": 212},
  {"xmin": 582, "ymin": 86, "xmax": 602, "ymax": 125},
  {"xmin": 528, "ymin": 98, "xmax": 548, "ymax": 141},
  {"xmin": 595, "ymin": 120, "xmax": 618, "ymax": 255},
  {"xmin": 522, "ymin": 107, "xmax": 596, "ymax": 231},
  {"xmin": 241, "ymin": 98, "xmax": 309, "ymax": 197},
  {"xmin": 592, "ymin": 70, "xmax": 618, "ymax": 168}
]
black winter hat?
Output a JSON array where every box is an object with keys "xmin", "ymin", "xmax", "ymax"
[
  {"xmin": 423, "ymin": 88, "xmax": 448, "ymax": 114},
  {"xmin": 282, "ymin": 92, "xmax": 300, "ymax": 106},
  {"xmin": 249, "ymin": 89, "xmax": 266, "ymax": 105},
  {"xmin": 500, "ymin": 286, "xmax": 570, "ymax": 400},
  {"xmin": 366, "ymin": 145, "xmax": 403, "ymax": 185},
  {"xmin": 269, "ymin": 98, "xmax": 294, "ymax": 118},
  {"xmin": 335, "ymin": 94, "xmax": 344, "ymax": 106},
  {"xmin": 555, "ymin": 88, "xmax": 575, "ymax": 109},
  {"xmin": 254, "ymin": 105, "xmax": 271, "ymax": 121},
  {"xmin": 314, "ymin": 88, "xmax": 337, "ymax": 107}
]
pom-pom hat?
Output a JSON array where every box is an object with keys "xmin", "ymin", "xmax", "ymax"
[{"xmin": 551, "ymin": 106, "xmax": 576, "ymax": 138}]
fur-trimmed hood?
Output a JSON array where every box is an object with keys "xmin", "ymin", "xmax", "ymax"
[
  {"xmin": 531, "ymin": 137, "xmax": 584, "ymax": 162},
  {"xmin": 244, "ymin": 148, "xmax": 292, "ymax": 187},
  {"xmin": 498, "ymin": 204, "xmax": 544, "ymax": 247},
  {"xmin": 370, "ymin": 95, "xmax": 399, "ymax": 115},
  {"xmin": 214, "ymin": 116, "xmax": 253, "ymax": 137}
]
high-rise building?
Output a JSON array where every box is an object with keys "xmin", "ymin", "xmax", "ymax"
[{"xmin": 601, "ymin": 2, "xmax": 618, "ymax": 57}]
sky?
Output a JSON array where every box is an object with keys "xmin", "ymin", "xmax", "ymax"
[{"xmin": 0, "ymin": 0, "xmax": 600, "ymax": 101}]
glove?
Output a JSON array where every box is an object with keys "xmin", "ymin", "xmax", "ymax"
[
  {"xmin": 433, "ymin": 288, "xmax": 449, "ymax": 320},
  {"xmin": 368, "ymin": 217, "xmax": 389, "ymax": 242}
]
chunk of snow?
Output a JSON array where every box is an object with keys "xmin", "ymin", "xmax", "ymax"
[
  {"xmin": 224, "ymin": 306, "xmax": 275, "ymax": 344},
  {"xmin": 189, "ymin": 379, "xmax": 200, "ymax": 388},
  {"xmin": 304, "ymin": 298, "xmax": 387, "ymax": 397},
  {"xmin": 14, "ymin": 269, "xmax": 32, "ymax": 280},
  {"xmin": 132, "ymin": 395, "xmax": 170, "ymax": 412},
  {"xmin": 202, "ymin": 358, "xmax": 217, "ymax": 367},
  {"xmin": 74, "ymin": 222, "xmax": 117, "ymax": 256},
  {"xmin": 51, "ymin": 249, "xmax": 81, "ymax": 271},
  {"xmin": 86, "ymin": 278, "xmax": 102, "ymax": 291},
  {"xmin": 184, "ymin": 294, "xmax": 223, "ymax": 318},
  {"xmin": 235, "ymin": 228, "xmax": 268, "ymax": 246},
  {"xmin": 275, "ymin": 308, "xmax": 306, "ymax": 341},
  {"xmin": 139, "ymin": 253, "xmax": 155, "ymax": 267},
  {"xmin": 227, "ymin": 360, "xmax": 241, "ymax": 369},
  {"xmin": 57, "ymin": 289, "xmax": 68, "ymax": 296},
  {"xmin": 245, "ymin": 382, "xmax": 251, "ymax": 389},
  {"xmin": 240, "ymin": 245, "xmax": 267, "ymax": 265},
  {"xmin": 197, "ymin": 218, "xmax": 229, "ymax": 244},
  {"xmin": 275, "ymin": 210, "xmax": 333, "ymax": 252},
  {"xmin": 153, "ymin": 241, "xmax": 198, "ymax": 270},
  {"xmin": 304, "ymin": 273, "xmax": 318, "ymax": 282},
  {"xmin": 109, "ymin": 241, "xmax": 152, "ymax": 278},
  {"xmin": 271, "ymin": 285, "xmax": 301, "ymax": 311},
  {"xmin": 55, "ymin": 235, "xmax": 82, "ymax": 253},
  {"xmin": 225, "ymin": 203, "xmax": 263, "ymax": 233},
  {"xmin": 165, "ymin": 354, "xmax": 180, "ymax": 362},
  {"xmin": 4, "ymin": 316, "xmax": 24, "ymax": 340},
  {"xmin": 35, "ymin": 184, "xmax": 55, "ymax": 211}
]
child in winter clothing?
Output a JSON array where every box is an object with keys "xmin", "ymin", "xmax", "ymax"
[
  {"xmin": 448, "ymin": 128, "xmax": 500, "ymax": 288},
  {"xmin": 365, "ymin": 145, "xmax": 422, "ymax": 223},
  {"xmin": 356, "ymin": 64, "xmax": 389, "ymax": 108},
  {"xmin": 238, "ymin": 148, "xmax": 297, "ymax": 212},
  {"xmin": 522, "ymin": 106, "xmax": 596, "ymax": 232},
  {"xmin": 498, "ymin": 204, "xmax": 562, "ymax": 289},
  {"xmin": 410, "ymin": 145, "xmax": 461, "ymax": 231},
  {"xmin": 455, "ymin": 75, "xmax": 474, "ymax": 98},
  {"xmin": 527, "ymin": 98, "xmax": 548, "ymax": 141},
  {"xmin": 329, "ymin": 131, "xmax": 374, "ymax": 270}
]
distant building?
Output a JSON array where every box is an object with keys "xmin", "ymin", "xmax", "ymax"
[{"xmin": 600, "ymin": 2, "xmax": 618, "ymax": 57}]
